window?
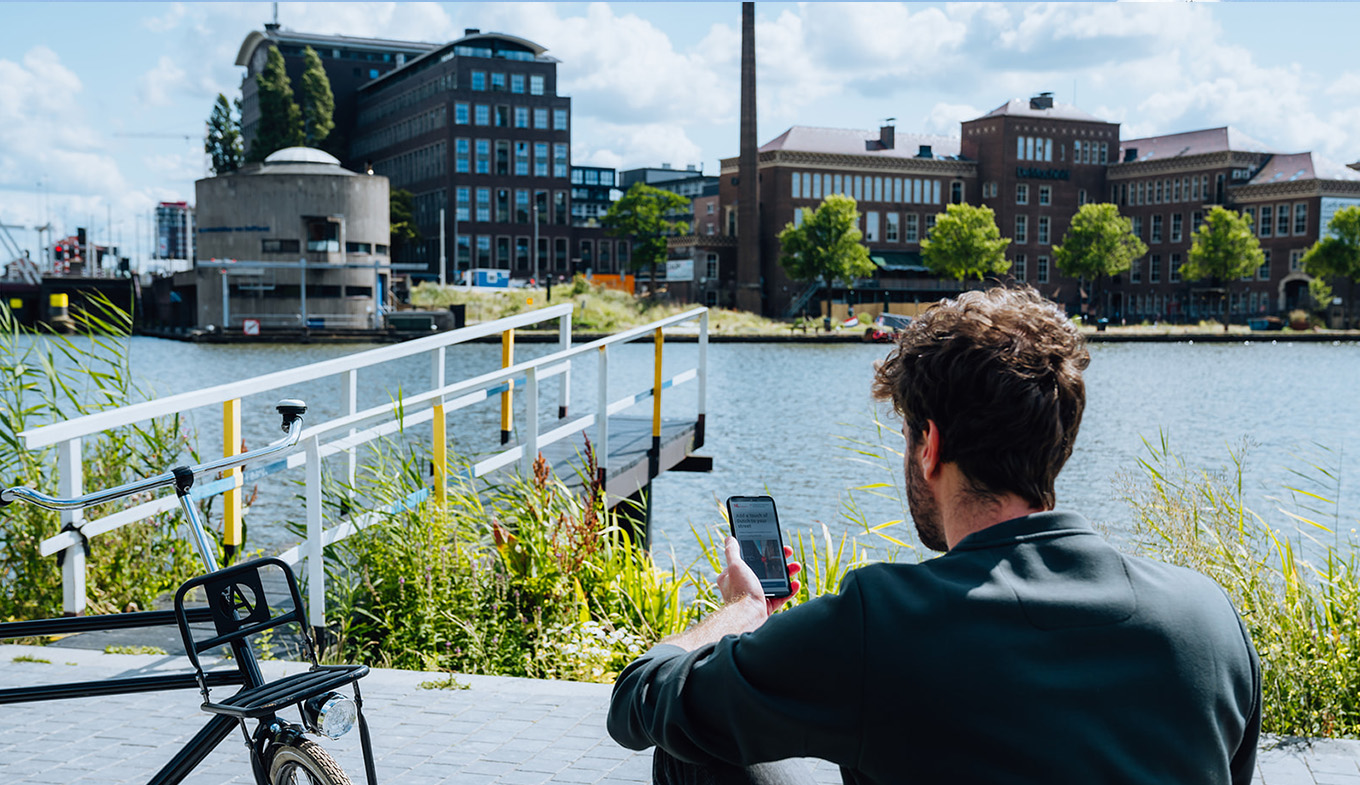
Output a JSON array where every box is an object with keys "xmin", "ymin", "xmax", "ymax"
[
  {"xmin": 474, "ymin": 104, "xmax": 490, "ymax": 126},
  {"xmin": 905, "ymin": 214, "xmax": 919, "ymax": 243},
  {"xmin": 1155, "ymin": 180, "xmax": 1163, "ymax": 204},
  {"xmin": 495, "ymin": 140, "xmax": 509, "ymax": 175},
  {"xmin": 496, "ymin": 236, "xmax": 510, "ymax": 268},
  {"xmin": 1170, "ymin": 253, "xmax": 1182, "ymax": 283},
  {"xmin": 1037, "ymin": 216, "xmax": 1050, "ymax": 245},
  {"xmin": 530, "ymin": 75, "xmax": 545, "ymax": 95},
  {"xmin": 534, "ymin": 143, "xmax": 548, "ymax": 177},
  {"xmin": 496, "ymin": 189, "xmax": 510, "ymax": 222},
  {"xmin": 305, "ymin": 219, "xmax": 338, "ymax": 252},
  {"xmin": 1013, "ymin": 254, "xmax": 1027, "ymax": 281},
  {"xmin": 514, "ymin": 106, "xmax": 529, "ymax": 128},
  {"xmin": 894, "ymin": 178, "xmax": 903, "ymax": 202},
  {"xmin": 1191, "ymin": 177, "xmax": 1201, "ymax": 201},
  {"xmin": 491, "ymin": 72, "xmax": 506, "ymax": 92},
  {"xmin": 854, "ymin": 176, "xmax": 863, "ymax": 201},
  {"xmin": 1149, "ymin": 254, "xmax": 1161, "ymax": 284},
  {"xmin": 455, "ymin": 187, "xmax": 470, "ymax": 221},
  {"xmin": 792, "ymin": 172, "xmax": 801, "ymax": 199},
  {"xmin": 553, "ymin": 143, "xmax": 568, "ymax": 178},
  {"xmin": 1193, "ymin": 211, "xmax": 1204, "ymax": 231},
  {"xmin": 554, "ymin": 109, "xmax": 568, "ymax": 130},
  {"xmin": 1277, "ymin": 206, "xmax": 1290, "ymax": 237},
  {"xmin": 475, "ymin": 139, "xmax": 490, "ymax": 174},
  {"xmin": 1037, "ymin": 255, "xmax": 1049, "ymax": 284},
  {"xmin": 925, "ymin": 214, "xmax": 937, "ymax": 236},
  {"xmin": 1259, "ymin": 206, "xmax": 1272, "ymax": 237},
  {"xmin": 812, "ymin": 173, "xmax": 822, "ymax": 199},
  {"xmin": 865, "ymin": 211, "xmax": 879, "ymax": 242},
  {"xmin": 514, "ymin": 141, "xmax": 529, "ymax": 176},
  {"xmin": 1151, "ymin": 215, "xmax": 1163, "ymax": 243},
  {"xmin": 455, "ymin": 138, "xmax": 470, "ymax": 173},
  {"xmin": 531, "ymin": 108, "xmax": 548, "ymax": 129},
  {"xmin": 1173, "ymin": 178, "xmax": 1181, "ymax": 202},
  {"xmin": 495, "ymin": 105, "xmax": 510, "ymax": 127},
  {"xmin": 1171, "ymin": 214, "xmax": 1183, "ymax": 243},
  {"xmin": 1130, "ymin": 258, "xmax": 1141, "ymax": 284},
  {"xmin": 1294, "ymin": 203, "xmax": 1308, "ymax": 235},
  {"xmin": 792, "ymin": 209, "xmax": 804, "ymax": 228},
  {"xmin": 1290, "ymin": 248, "xmax": 1304, "ymax": 272},
  {"xmin": 1016, "ymin": 184, "xmax": 1029, "ymax": 205},
  {"xmin": 511, "ymin": 74, "xmax": 525, "ymax": 94},
  {"xmin": 476, "ymin": 236, "xmax": 491, "ymax": 266},
  {"xmin": 951, "ymin": 181, "xmax": 963, "ymax": 204},
  {"xmin": 1078, "ymin": 189, "xmax": 1087, "ymax": 206},
  {"xmin": 1038, "ymin": 185, "xmax": 1051, "ymax": 206},
  {"xmin": 933, "ymin": 181, "xmax": 941, "ymax": 203},
  {"xmin": 455, "ymin": 103, "xmax": 469, "ymax": 124},
  {"xmin": 1261, "ymin": 250, "xmax": 1274, "ymax": 280},
  {"xmin": 471, "ymin": 71, "xmax": 486, "ymax": 91},
  {"xmin": 874, "ymin": 177, "xmax": 883, "ymax": 202},
  {"xmin": 262, "ymin": 238, "xmax": 300, "ymax": 253},
  {"xmin": 1015, "ymin": 215, "xmax": 1028, "ymax": 244},
  {"xmin": 706, "ymin": 253, "xmax": 719, "ymax": 280},
  {"xmin": 475, "ymin": 188, "xmax": 491, "ymax": 222},
  {"xmin": 554, "ymin": 191, "xmax": 567, "ymax": 225},
  {"xmin": 886, "ymin": 212, "xmax": 899, "ymax": 242},
  {"xmin": 515, "ymin": 237, "xmax": 530, "ymax": 270},
  {"xmin": 516, "ymin": 190, "xmax": 530, "ymax": 223}
]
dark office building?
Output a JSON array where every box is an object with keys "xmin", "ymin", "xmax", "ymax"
[
  {"xmin": 570, "ymin": 166, "xmax": 618, "ymax": 227},
  {"xmin": 155, "ymin": 201, "xmax": 194, "ymax": 261},
  {"xmin": 235, "ymin": 27, "xmax": 437, "ymax": 162}
]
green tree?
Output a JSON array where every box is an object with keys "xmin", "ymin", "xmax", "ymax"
[
  {"xmin": 1053, "ymin": 202, "xmax": 1148, "ymax": 320},
  {"xmin": 204, "ymin": 93, "xmax": 243, "ymax": 176},
  {"xmin": 247, "ymin": 46, "xmax": 303, "ymax": 162},
  {"xmin": 602, "ymin": 182, "xmax": 690, "ymax": 299},
  {"xmin": 920, "ymin": 203, "xmax": 1011, "ymax": 283},
  {"xmin": 1182, "ymin": 205, "xmax": 1265, "ymax": 331},
  {"xmin": 777, "ymin": 194, "xmax": 875, "ymax": 323},
  {"xmin": 390, "ymin": 188, "xmax": 420, "ymax": 263},
  {"xmin": 1302, "ymin": 205, "xmax": 1360, "ymax": 326},
  {"xmin": 298, "ymin": 46, "xmax": 335, "ymax": 149}
]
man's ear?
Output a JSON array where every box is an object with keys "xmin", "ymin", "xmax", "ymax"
[{"xmin": 920, "ymin": 420, "xmax": 942, "ymax": 480}]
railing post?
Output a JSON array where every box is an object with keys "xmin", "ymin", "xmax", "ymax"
[
  {"xmin": 344, "ymin": 368, "xmax": 358, "ymax": 487},
  {"xmin": 650, "ymin": 326, "xmax": 663, "ymax": 479},
  {"xmin": 697, "ymin": 310, "xmax": 708, "ymax": 449},
  {"xmin": 596, "ymin": 345, "xmax": 609, "ymax": 489},
  {"xmin": 304, "ymin": 434, "xmax": 325, "ymax": 635},
  {"xmin": 558, "ymin": 312, "xmax": 571, "ymax": 419},
  {"xmin": 500, "ymin": 328, "xmax": 515, "ymax": 444},
  {"xmin": 58, "ymin": 437, "xmax": 85, "ymax": 616},
  {"xmin": 222, "ymin": 398, "xmax": 242, "ymax": 561},
  {"xmin": 522, "ymin": 367, "xmax": 539, "ymax": 475},
  {"xmin": 433, "ymin": 400, "xmax": 447, "ymax": 509}
]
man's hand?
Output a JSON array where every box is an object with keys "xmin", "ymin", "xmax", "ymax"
[{"xmin": 717, "ymin": 536, "xmax": 802, "ymax": 616}]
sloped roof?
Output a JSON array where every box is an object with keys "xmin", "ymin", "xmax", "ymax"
[
  {"xmin": 1247, "ymin": 152, "xmax": 1360, "ymax": 185},
  {"xmin": 977, "ymin": 98, "xmax": 1107, "ymax": 123},
  {"xmin": 759, "ymin": 126, "xmax": 962, "ymax": 159},
  {"xmin": 1118, "ymin": 127, "xmax": 1273, "ymax": 162}
]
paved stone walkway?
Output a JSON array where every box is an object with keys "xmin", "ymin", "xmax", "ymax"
[{"xmin": 1, "ymin": 643, "xmax": 1356, "ymax": 784}]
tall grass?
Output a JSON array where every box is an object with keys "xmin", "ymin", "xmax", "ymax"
[
  {"xmin": 1123, "ymin": 434, "xmax": 1360, "ymax": 737},
  {"xmin": 0, "ymin": 299, "xmax": 202, "ymax": 620}
]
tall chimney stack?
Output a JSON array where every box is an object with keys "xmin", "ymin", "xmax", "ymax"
[{"xmin": 735, "ymin": 2, "xmax": 762, "ymax": 313}]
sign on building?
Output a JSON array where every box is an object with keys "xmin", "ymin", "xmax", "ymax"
[{"xmin": 665, "ymin": 258, "xmax": 694, "ymax": 281}]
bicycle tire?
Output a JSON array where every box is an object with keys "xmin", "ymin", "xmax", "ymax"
[{"xmin": 268, "ymin": 739, "xmax": 353, "ymax": 785}]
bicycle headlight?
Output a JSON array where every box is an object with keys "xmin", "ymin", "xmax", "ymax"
[{"xmin": 302, "ymin": 692, "xmax": 357, "ymax": 739}]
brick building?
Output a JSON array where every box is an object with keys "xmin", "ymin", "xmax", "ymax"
[{"xmin": 698, "ymin": 93, "xmax": 1360, "ymax": 321}]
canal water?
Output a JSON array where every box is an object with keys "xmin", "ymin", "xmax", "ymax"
[{"xmin": 19, "ymin": 336, "xmax": 1360, "ymax": 571}]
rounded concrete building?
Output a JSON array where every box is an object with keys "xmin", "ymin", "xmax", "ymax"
[{"xmin": 193, "ymin": 147, "xmax": 393, "ymax": 333}]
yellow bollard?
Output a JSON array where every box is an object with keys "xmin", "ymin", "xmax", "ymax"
[
  {"xmin": 433, "ymin": 401, "xmax": 447, "ymax": 508},
  {"xmin": 222, "ymin": 398, "xmax": 242, "ymax": 560},
  {"xmin": 500, "ymin": 328, "xmax": 515, "ymax": 444},
  {"xmin": 651, "ymin": 327, "xmax": 663, "ymax": 477}
]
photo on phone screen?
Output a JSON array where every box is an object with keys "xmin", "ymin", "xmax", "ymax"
[{"xmin": 726, "ymin": 495, "xmax": 793, "ymax": 597}]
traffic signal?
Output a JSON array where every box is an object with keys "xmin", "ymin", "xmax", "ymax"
[{"xmin": 77, "ymin": 227, "xmax": 87, "ymax": 247}]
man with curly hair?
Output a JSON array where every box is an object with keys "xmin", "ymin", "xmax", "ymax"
[{"xmin": 609, "ymin": 285, "xmax": 1260, "ymax": 785}]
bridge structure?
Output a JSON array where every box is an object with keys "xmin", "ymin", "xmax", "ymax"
[{"xmin": 16, "ymin": 303, "xmax": 712, "ymax": 625}]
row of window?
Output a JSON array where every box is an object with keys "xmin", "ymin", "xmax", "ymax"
[
  {"xmin": 357, "ymin": 73, "xmax": 458, "ymax": 127},
  {"xmin": 413, "ymin": 186, "xmax": 575, "ymax": 226},
  {"xmin": 790, "ymin": 172, "xmax": 953, "ymax": 205},
  {"xmin": 1010, "ymin": 254, "xmax": 1051, "ymax": 284},
  {"xmin": 1117, "ymin": 175, "xmax": 1214, "ymax": 207},
  {"xmin": 453, "ymin": 102, "xmax": 568, "ymax": 131},
  {"xmin": 1015, "ymin": 136, "xmax": 1109, "ymax": 164},
  {"xmin": 373, "ymin": 141, "xmax": 446, "ymax": 187},
  {"xmin": 259, "ymin": 238, "xmax": 391, "ymax": 255},
  {"xmin": 453, "ymin": 138, "xmax": 569, "ymax": 178},
  {"xmin": 793, "ymin": 209, "xmax": 939, "ymax": 244},
  {"xmin": 438, "ymin": 234, "xmax": 630, "ymax": 273},
  {"xmin": 1013, "ymin": 215, "xmax": 1054, "ymax": 245},
  {"xmin": 571, "ymin": 169, "xmax": 616, "ymax": 186},
  {"xmin": 469, "ymin": 71, "xmax": 545, "ymax": 95},
  {"xmin": 352, "ymin": 106, "xmax": 447, "ymax": 158},
  {"xmin": 1242, "ymin": 204, "xmax": 1309, "ymax": 238}
]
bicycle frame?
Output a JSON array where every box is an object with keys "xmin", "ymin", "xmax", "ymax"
[{"xmin": 0, "ymin": 400, "xmax": 377, "ymax": 785}]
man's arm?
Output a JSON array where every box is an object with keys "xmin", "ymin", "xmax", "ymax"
[{"xmin": 661, "ymin": 537, "xmax": 800, "ymax": 652}]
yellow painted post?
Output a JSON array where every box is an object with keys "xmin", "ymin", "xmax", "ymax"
[
  {"xmin": 222, "ymin": 398, "xmax": 242, "ymax": 561},
  {"xmin": 500, "ymin": 328, "xmax": 515, "ymax": 444},
  {"xmin": 650, "ymin": 327, "xmax": 663, "ymax": 478},
  {"xmin": 432, "ymin": 401, "xmax": 447, "ymax": 509}
]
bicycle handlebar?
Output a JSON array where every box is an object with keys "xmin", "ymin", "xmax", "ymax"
[{"xmin": 0, "ymin": 399, "xmax": 308, "ymax": 512}]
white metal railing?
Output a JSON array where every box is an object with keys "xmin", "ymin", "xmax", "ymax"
[{"xmin": 17, "ymin": 304, "xmax": 709, "ymax": 625}]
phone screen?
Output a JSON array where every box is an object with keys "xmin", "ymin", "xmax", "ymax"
[{"xmin": 726, "ymin": 495, "xmax": 793, "ymax": 597}]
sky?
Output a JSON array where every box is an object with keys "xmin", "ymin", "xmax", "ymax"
[{"xmin": 2, "ymin": 1, "xmax": 1359, "ymax": 265}]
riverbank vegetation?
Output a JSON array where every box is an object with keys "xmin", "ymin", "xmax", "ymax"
[{"xmin": 408, "ymin": 275, "xmax": 787, "ymax": 334}]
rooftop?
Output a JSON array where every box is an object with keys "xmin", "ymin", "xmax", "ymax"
[
  {"xmin": 759, "ymin": 126, "xmax": 963, "ymax": 160},
  {"xmin": 975, "ymin": 98, "xmax": 1110, "ymax": 124},
  {"xmin": 235, "ymin": 28, "xmax": 438, "ymax": 67},
  {"xmin": 1247, "ymin": 152, "xmax": 1360, "ymax": 185},
  {"xmin": 1118, "ymin": 126, "xmax": 1274, "ymax": 162}
]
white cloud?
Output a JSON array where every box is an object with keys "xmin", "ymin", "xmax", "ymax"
[
  {"xmin": 143, "ymin": 2, "xmax": 188, "ymax": 33},
  {"xmin": 572, "ymin": 119, "xmax": 704, "ymax": 173},
  {"xmin": 137, "ymin": 55, "xmax": 189, "ymax": 108},
  {"xmin": 922, "ymin": 103, "xmax": 981, "ymax": 136}
]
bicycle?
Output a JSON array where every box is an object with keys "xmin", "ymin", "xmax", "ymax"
[{"xmin": 0, "ymin": 400, "xmax": 378, "ymax": 785}]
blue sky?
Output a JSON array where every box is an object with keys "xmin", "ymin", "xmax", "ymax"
[{"xmin": 2, "ymin": 2, "xmax": 1358, "ymax": 264}]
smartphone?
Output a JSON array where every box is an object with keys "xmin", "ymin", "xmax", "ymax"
[{"xmin": 725, "ymin": 495, "xmax": 793, "ymax": 597}]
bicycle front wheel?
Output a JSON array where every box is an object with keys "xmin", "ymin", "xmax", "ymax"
[{"xmin": 269, "ymin": 739, "xmax": 353, "ymax": 785}]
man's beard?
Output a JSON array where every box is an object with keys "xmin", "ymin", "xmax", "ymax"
[{"xmin": 907, "ymin": 453, "xmax": 947, "ymax": 552}]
